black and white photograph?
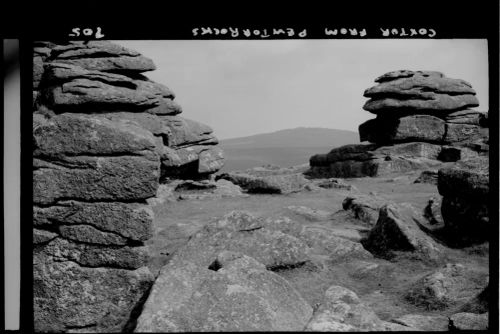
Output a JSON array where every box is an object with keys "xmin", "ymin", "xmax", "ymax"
[{"xmin": 2, "ymin": 5, "xmax": 499, "ymax": 333}]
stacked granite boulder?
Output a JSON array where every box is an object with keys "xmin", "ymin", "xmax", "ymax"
[
  {"xmin": 33, "ymin": 41, "xmax": 224, "ymax": 332},
  {"xmin": 309, "ymin": 70, "xmax": 488, "ymax": 178}
]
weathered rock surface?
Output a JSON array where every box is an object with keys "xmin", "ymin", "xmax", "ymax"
[
  {"xmin": 374, "ymin": 70, "xmax": 444, "ymax": 83},
  {"xmin": 173, "ymin": 211, "xmax": 311, "ymax": 270},
  {"xmin": 359, "ymin": 115, "xmax": 446, "ymax": 144},
  {"xmin": 449, "ymin": 312, "xmax": 488, "ymax": 330},
  {"xmin": 217, "ymin": 171, "xmax": 310, "ymax": 194},
  {"xmin": 34, "ymin": 201, "xmax": 153, "ymax": 241},
  {"xmin": 392, "ymin": 314, "xmax": 449, "ymax": 331},
  {"xmin": 438, "ymin": 160, "xmax": 489, "ymax": 243},
  {"xmin": 361, "ymin": 203, "xmax": 443, "ymax": 261},
  {"xmin": 314, "ymin": 178, "xmax": 357, "ymax": 190},
  {"xmin": 308, "ymin": 142, "xmax": 444, "ymax": 178},
  {"xmin": 445, "ymin": 109, "xmax": 488, "ymax": 125},
  {"xmin": 305, "ymin": 285, "xmax": 406, "ymax": 331},
  {"xmin": 299, "ymin": 227, "xmax": 373, "ymax": 262},
  {"xmin": 48, "ymin": 41, "xmax": 156, "ymax": 73},
  {"xmin": 309, "ymin": 70, "xmax": 487, "ymax": 178},
  {"xmin": 160, "ymin": 116, "xmax": 218, "ymax": 148},
  {"xmin": 34, "ymin": 254, "xmax": 154, "ymax": 333},
  {"xmin": 33, "ymin": 113, "xmax": 157, "ymax": 157},
  {"xmin": 286, "ymin": 206, "xmax": 333, "ymax": 221},
  {"xmin": 32, "ymin": 40, "xmax": 225, "ymax": 332},
  {"xmin": 405, "ymin": 263, "xmax": 489, "ymax": 310},
  {"xmin": 33, "ymin": 155, "xmax": 159, "ymax": 205},
  {"xmin": 135, "ymin": 251, "xmax": 313, "ymax": 332},
  {"xmin": 363, "ymin": 71, "xmax": 478, "ymax": 113},
  {"xmin": 38, "ymin": 238, "xmax": 150, "ymax": 270}
]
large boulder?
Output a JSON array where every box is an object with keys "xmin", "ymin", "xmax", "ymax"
[
  {"xmin": 438, "ymin": 161, "xmax": 489, "ymax": 243},
  {"xmin": 308, "ymin": 142, "xmax": 444, "ymax": 178},
  {"xmin": 361, "ymin": 203, "xmax": 443, "ymax": 261},
  {"xmin": 161, "ymin": 145, "xmax": 224, "ymax": 179},
  {"xmin": 305, "ymin": 285, "xmax": 404, "ymax": 331},
  {"xmin": 405, "ymin": 263, "xmax": 489, "ymax": 310},
  {"xmin": 217, "ymin": 171, "xmax": 310, "ymax": 194},
  {"xmin": 135, "ymin": 251, "xmax": 313, "ymax": 332},
  {"xmin": 299, "ymin": 227, "xmax": 373, "ymax": 262},
  {"xmin": 359, "ymin": 115, "xmax": 446, "ymax": 144},
  {"xmin": 363, "ymin": 71, "xmax": 479, "ymax": 114},
  {"xmin": 172, "ymin": 211, "xmax": 311, "ymax": 270},
  {"xmin": 160, "ymin": 116, "xmax": 218, "ymax": 148},
  {"xmin": 48, "ymin": 41, "xmax": 156, "ymax": 73},
  {"xmin": 449, "ymin": 312, "xmax": 488, "ymax": 330},
  {"xmin": 34, "ymin": 254, "xmax": 154, "ymax": 333}
]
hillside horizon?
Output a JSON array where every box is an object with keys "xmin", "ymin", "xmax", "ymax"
[{"xmin": 219, "ymin": 127, "xmax": 359, "ymax": 171}]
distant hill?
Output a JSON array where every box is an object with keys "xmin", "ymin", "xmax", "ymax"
[{"xmin": 219, "ymin": 127, "xmax": 359, "ymax": 171}]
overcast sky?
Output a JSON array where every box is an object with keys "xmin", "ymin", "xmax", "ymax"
[{"xmin": 117, "ymin": 40, "xmax": 488, "ymax": 140}]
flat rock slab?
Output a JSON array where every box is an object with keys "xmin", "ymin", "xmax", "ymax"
[
  {"xmin": 161, "ymin": 145, "xmax": 224, "ymax": 178},
  {"xmin": 445, "ymin": 109, "xmax": 488, "ymax": 126},
  {"xmin": 299, "ymin": 227, "xmax": 373, "ymax": 262},
  {"xmin": 217, "ymin": 172, "xmax": 310, "ymax": 194},
  {"xmin": 33, "ymin": 113, "xmax": 157, "ymax": 157},
  {"xmin": 363, "ymin": 70, "xmax": 479, "ymax": 114},
  {"xmin": 33, "ymin": 155, "xmax": 160, "ymax": 205},
  {"xmin": 364, "ymin": 94, "xmax": 479, "ymax": 114},
  {"xmin": 392, "ymin": 314, "xmax": 449, "ymax": 331},
  {"xmin": 168, "ymin": 211, "xmax": 311, "ymax": 270},
  {"xmin": 160, "ymin": 116, "xmax": 217, "ymax": 148},
  {"xmin": 375, "ymin": 70, "xmax": 444, "ymax": 83},
  {"xmin": 359, "ymin": 115, "xmax": 446, "ymax": 144},
  {"xmin": 34, "ymin": 255, "xmax": 153, "ymax": 333},
  {"xmin": 308, "ymin": 142, "xmax": 444, "ymax": 178},
  {"xmin": 42, "ymin": 78, "xmax": 160, "ymax": 111},
  {"xmin": 286, "ymin": 205, "xmax": 333, "ymax": 221},
  {"xmin": 37, "ymin": 237, "xmax": 150, "ymax": 269},
  {"xmin": 34, "ymin": 201, "xmax": 153, "ymax": 241},
  {"xmin": 135, "ymin": 251, "xmax": 313, "ymax": 332}
]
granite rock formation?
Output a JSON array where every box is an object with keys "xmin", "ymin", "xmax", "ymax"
[
  {"xmin": 309, "ymin": 70, "xmax": 488, "ymax": 178},
  {"xmin": 33, "ymin": 41, "xmax": 224, "ymax": 332},
  {"xmin": 437, "ymin": 158, "xmax": 489, "ymax": 245}
]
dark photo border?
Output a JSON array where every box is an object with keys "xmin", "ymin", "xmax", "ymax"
[{"xmin": 2, "ymin": 2, "xmax": 498, "ymax": 333}]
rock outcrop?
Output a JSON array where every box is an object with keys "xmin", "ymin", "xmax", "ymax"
[
  {"xmin": 217, "ymin": 165, "xmax": 311, "ymax": 194},
  {"xmin": 33, "ymin": 41, "xmax": 224, "ymax": 332},
  {"xmin": 405, "ymin": 263, "xmax": 489, "ymax": 310},
  {"xmin": 437, "ymin": 158, "xmax": 489, "ymax": 244},
  {"xmin": 308, "ymin": 70, "xmax": 488, "ymax": 178},
  {"xmin": 305, "ymin": 285, "xmax": 416, "ymax": 331},
  {"xmin": 361, "ymin": 203, "xmax": 443, "ymax": 262}
]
